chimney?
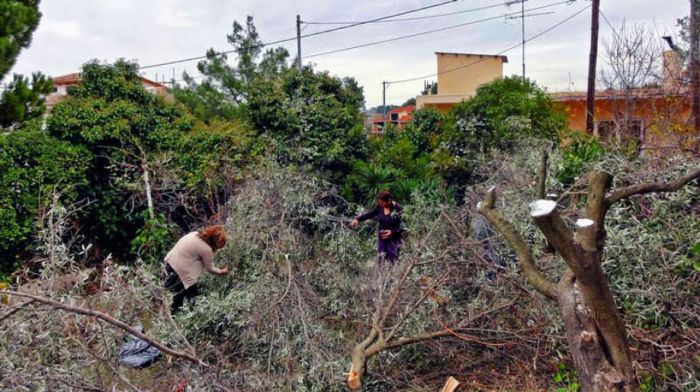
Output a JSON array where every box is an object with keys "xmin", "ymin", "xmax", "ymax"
[{"xmin": 662, "ymin": 37, "xmax": 682, "ymax": 92}]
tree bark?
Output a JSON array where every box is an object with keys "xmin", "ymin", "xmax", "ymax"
[
  {"xmin": 538, "ymin": 141, "xmax": 554, "ymax": 199},
  {"xmin": 558, "ymin": 269, "xmax": 625, "ymax": 392}
]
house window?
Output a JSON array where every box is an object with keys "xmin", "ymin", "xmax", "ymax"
[
  {"xmin": 622, "ymin": 119, "xmax": 642, "ymax": 140},
  {"xmin": 390, "ymin": 113, "xmax": 399, "ymax": 122},
  {"xmin": 597, "ymin": 119, "xmax": 643, "ymax": 143},
  {"xmin": 597, "ymin": 120, "xmax": 616, "ymax": 142},
  {"xmin": 52, "ymin": 87, "xmax": 58, "ymax": 93}
]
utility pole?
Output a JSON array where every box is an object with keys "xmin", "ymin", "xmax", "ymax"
[
  {"xmin": 585, "ymin": 0, "xmax": 600, "ymax": 134},
  {"xmin": 296, "ymin": 15, "xmax": 302, "ymax": 70},
  {"xmin": 505, "ymin": 0, "xmax": 527, "ymax": 80},
  {"xmin": 691, "ymin": 0, "xmax": 700, "ymax": 132},
  {"xmin": 382, "ymin": 81, "xmax": 388, "ymax": 129},
  {"xmin": 521, "ymin": 0, "xmax": 525, "ymax": 80}
]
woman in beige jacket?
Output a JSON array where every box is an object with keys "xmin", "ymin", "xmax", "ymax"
[{"xmin": 164, "ymin": 225, "xmax": 229, "ymax": 314}]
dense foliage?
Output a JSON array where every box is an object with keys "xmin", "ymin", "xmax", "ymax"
[
  {"xmin": 0, "ymin": 71, "xmax": 52, "ymax": 128},
  {"xmin": 0, "ymin": 0, "xmax": 41, "ymax": 80},
  {"xmin": 175, "ymin": 16, "xmax": 369, "ymax": 187},
  {"xmin": 0, "ymin": 121, "xmax": 88, "ymax": 276},
  {"xmin": 344, "ymin": 77, "xmax": 567, "ymax": 204}
]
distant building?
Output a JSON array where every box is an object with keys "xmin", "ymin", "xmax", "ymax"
[
  {"xmin": 46, "ymin": 73, "xmax": 170, "ymax": 111},
  {"xmin": 370, "ymin": 105, "xmax": 415, "ymax": 134},
  {"xmin": 552, "ymin": 49, "xmax": 695, "ymax": 156},
  {"xmin": 416, "ymin": 52, "xmax": 508, "ymax": 112}
]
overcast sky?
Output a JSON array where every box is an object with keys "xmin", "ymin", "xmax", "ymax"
[{"xmin": 8, "ymin": 0, "xmax": 689, "ymax": 108}]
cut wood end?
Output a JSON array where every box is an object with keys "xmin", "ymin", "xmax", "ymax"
[
  {"xmin": 580, "ymin": 331, "xmax": 596, "ymax": 345},
  {"xmin": 347, "ymin": 370, "xmax": 360, "ymax": 390},
  {"xmin": 441, "ymin": 376, "xmax": 461, "ymax": 392},
  {"xmin": 576, "ymin": 218, "xmax": 594, "ymax": 228},
  {"xmin": 529, "ymin": 200, "xmax": 557, "ymax": 217},
  {"xmin": 487, "ymin": 185, "xmax": 496, "ymax": 193}
]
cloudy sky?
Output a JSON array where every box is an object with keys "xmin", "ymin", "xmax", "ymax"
[{"xmin": 8, "ymin": 0, "xmax": 689, "ymax": 108}]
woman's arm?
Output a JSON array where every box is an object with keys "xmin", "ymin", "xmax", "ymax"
[
  {"xmin": 356, "ymin": 205, "xmax": 379, "ymax": 222},
  {"xmin": 201, "ymin": 249, "xmax": 229, "ymax": 275}
]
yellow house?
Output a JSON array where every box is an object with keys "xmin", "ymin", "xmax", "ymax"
[{"xmin": 416, "ymin": 52, "xmax": 508, "ymax": 112}]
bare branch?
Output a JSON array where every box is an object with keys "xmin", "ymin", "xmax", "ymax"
[
  {"xmin": 537, "ymin": 141, "xmax": 554, "ymax": 199},
  {"xmin": 606, "ymin": 166, "xmax": 700, "ymax": 206},
  {"xmin": 477, "ymin": 188, "xmax": 558, "ymax": 301},
  {"xmin": 585, "ymin": 170, "xmax": 613, "ymax": 245},
  {"xmin": 529, "ymin": 200, "xmax": 583, "ymax": 275},
  {"xmin": 0, "ymin": 299, "xmax": 36, "ymax": 322},
  {"xmin": 4, "ymin": 290, "xmax": 206, "ymax": 366}
]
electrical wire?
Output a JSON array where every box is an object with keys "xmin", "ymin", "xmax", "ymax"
[
  {"xmin": 299, "ymin": 0, "xmax": 458, "ymax": 38},
  {"xmin": 305, "ymin": 0, "xmax": 576, "ymax": 59},
  {"xmin": 303, "ymin": 1, "xmax": 505, "ymax": 25},
  {"xmin": 387, "ymin": 3, "xmax": 591, "ymax": 84},
  {"xmin": 141, "ymin": 0, "xmax": 458, "ymax": 70},
  {"xmin": 599, "ymin": 10, "xmax": 621, "ymax": 40},
  {"xmin": 140, "ymin": 34, "xmax": 297, "ymax": 69}
]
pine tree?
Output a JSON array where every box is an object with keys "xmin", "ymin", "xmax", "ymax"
[{"xmin": 0, "ymin": 0, "xmax": 42, "ymax": 80}]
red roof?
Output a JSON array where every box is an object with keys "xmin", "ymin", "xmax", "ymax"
[
  {"xmin": 50, "ymin": 72, "xmax": 167, "ymax": 89},
  {"xmin": 51, "ymin": 73, "xmax": 81, "ymax": 85},
  {"xmin": 398, "ymin": 114, "xmax": 413, "ymax": 123},
  {"xmin": 370, "ymin": 115, "xmax": 386, "ymax": 124},
  {"xmin": 388, "ymin": 105, "xmax": 416, "ymax": 114},
  {"xmin": 551, "ymin": 88, "xmax": 685, "ymax": 102}
]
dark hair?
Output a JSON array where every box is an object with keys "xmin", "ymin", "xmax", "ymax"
[
  {"xmin": 198, "ymin": 225, "xmax": 227, "ymax": 250},
  {"xmin": 377, "ymin": 190, "xmax": 394, "ymax": 202}
]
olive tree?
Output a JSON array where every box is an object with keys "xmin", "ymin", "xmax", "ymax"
[{"xmin": 477, "ymin": 166, "xmax": 700, "ymax": 391}]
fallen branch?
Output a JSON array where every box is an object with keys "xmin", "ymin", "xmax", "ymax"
[{"xmin": 3, "ymin": 290, "xmax": 206, "ymax": 366}]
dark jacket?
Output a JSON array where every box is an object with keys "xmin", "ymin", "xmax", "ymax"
[{"xmin": 356, "ymin": 202, "xmax": 404, "ymax": 240}]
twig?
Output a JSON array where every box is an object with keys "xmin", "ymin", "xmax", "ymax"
[
  {"xmin": 386, "ymin": 270, "xmax": 451, "ymax": 341},
  {"xmin": 0, "ymin": 299, "xmax": 37, "ymax": 322},
  {"xmin": 273, "ymin": 254, "xmax": 293, "ymax": 307}
]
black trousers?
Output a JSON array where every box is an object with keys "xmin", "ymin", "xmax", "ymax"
[{"xmin": 164, "ymin": 264, "xmax": 200, "ymax": 314}]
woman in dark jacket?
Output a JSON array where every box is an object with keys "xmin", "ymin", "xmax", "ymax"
[{"xmin": 350, "ymin": 191, "xmax": 403, "ymax": 264}]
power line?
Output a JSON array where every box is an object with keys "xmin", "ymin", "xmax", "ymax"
[
  {"xmin": 140, "ymin": 34, "xmax": 298, "ymax": 69},
  {"xmin": 300, "ymin": 0, "xmax": 458, "ymax": 37},
  {"xmin": 305, "ymin": 0, "xmax": 576, "ymax": 59},
  {"xmin": 599, "ymin": 10, "xmax": 621, "ymax": 40},
  {"xmin": 303, "ymin": 1, "xmax": 505, "ymax": 25},
  {"xmin": 141, "ymin": 0, "xmax": 458, "ymax": 70},
  {"xmin": 388, "ymin": 2, "xmax": 591, "ymax": 84}
]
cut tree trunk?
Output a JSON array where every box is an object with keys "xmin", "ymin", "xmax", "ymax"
[{"xmin": 558, "ymin": 270, "xmax": 628, "ymax": 392}]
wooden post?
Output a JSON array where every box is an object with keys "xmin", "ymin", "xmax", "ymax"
[
  {"xmin": 586, "ymin": 0, "xmax": 601, "ymax": 133},
  {"xmin": 691, "ymin": 0, "xmax": 700, "ymax": 131}
]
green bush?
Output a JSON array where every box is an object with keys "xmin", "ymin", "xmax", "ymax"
[
  {"xmin": 555, "ymin": 131, "xmax": 605, "ymax": 186},
  {"xmin": 129, "ymin": 212, "xmax": 178, "ymax": 264},
  {"xmin": 0, "ymin": 123, "xmax": 88, "ymax": 274}
]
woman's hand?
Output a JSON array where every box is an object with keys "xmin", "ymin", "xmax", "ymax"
[
  {"xmin": 379, "ymin": 230, "xmax": 392, "ymax": 239},
  {"xmin": 350, "ymin": 219, "xmax": 359, "ymax": 228}
]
